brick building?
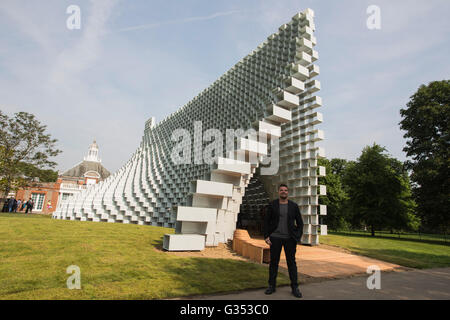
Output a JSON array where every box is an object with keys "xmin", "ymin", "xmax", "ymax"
[
  {"xmin": 15, "ymin": 141, "xmax": 110, "ymax": 214},
  {"xmin": 15, "ymin": 181, "xmax": 60, "ymax": 214}
]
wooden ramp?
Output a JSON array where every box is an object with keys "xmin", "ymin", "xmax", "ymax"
[
  {"xmin": 233, "ymin": 229, "xmax": 271, "ymax": 264},
  {"xmin": 232, "ymin": 229, "xmax": 406, "ymax": 280}
]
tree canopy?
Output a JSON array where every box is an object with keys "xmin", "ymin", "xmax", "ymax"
[
  {"xmin": 342, "ymin": 144, "xmax": 418, "ymax": 236},
  {"xmin": 399, "ymin": 80, "xmax": 450, "ymax": 233},
  {"xmin": 0, "ymin": 111, "xmax": 61, "ymax": 197},
  {"xmin": 318, "ymin": 158, "xmax": 350, "ymax": 230}
]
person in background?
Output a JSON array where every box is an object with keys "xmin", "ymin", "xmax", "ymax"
[
  {"xmin": 2, "ymin": 199, "xmax": 9, "ymax": 212},
  {"xmin": 11, "ymin": 198, "xmax": 18, "ymax": 212},
  {"xmin": 25, "ymin": 198, "xmax": 34, "ymax": 214},
  {"xmin": 8, "ymin": 198, "xmax": 15, "ymax": 212},
  {"xmin": 16, "ymin": 199, "xmax": 22, "ymax": 212}
]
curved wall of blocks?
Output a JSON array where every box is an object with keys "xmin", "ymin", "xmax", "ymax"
[{"xmin": 53, "ymin": 8, "xmax": 327, "ymax": 250}]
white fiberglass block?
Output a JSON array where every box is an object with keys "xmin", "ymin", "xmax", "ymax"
[
  {"xmin": 301, "ymin": 234, "xmax": 311, "ymax": 244},
  {"xmin": 303, "ymin": 224, "xmax": 312, "ymax": 234},
  {"xmin": 300, "ymin": 206, "xmax": 311, "ymax": 215},
  {"xmin": 320, "ymin": 225, "xmax": 327, "ymax": 235},
  {"xmin": 292, "ymin": 64, "xmax": 310, "ymax": 81},
  {"xmin": 176, "ymin": 206, "xmax": 217, "ymax": 222},
  {"xmin": 210, "ymin": 172, "xmax": 243, "ymax": 186},
  {"xmin": 179, "ymin": 221, "xmax": 207, "ymax": 234},
  {"xmin": 312, "ymin": 49, "xmax": 319, "ymax": 61},
  {"xmin": 285, "ymin": 77, "xmax": 305, "ymax": 94},
  {"xmin": 315, "ymin": 147, "xmax": 326, "ymax": 158},
  {"xmin": 306, "ymin": 79, "xmax": 321, "ymax": 93},
  {"xmin": 303, "ymin": 8, "xmax": 314, "ymax": 17},
  {"xmin": 205, "ymin": 219, "xmax": 216, "ymax": 236},
  {"xmin": 258, "ymin": 121, "xmax": 281, "ymax": 138},
  {"xmin": 278, "ymin": 91, "xmax": 300, "ymax": 109},
  {"xmin": 318, "ymin": 166, "xmax": 326, "ymax": 177},
  {"xmin": 311, "ymin": 235, "xmax": 319, "ymax": 245},
  {"xmin": 267, "ymin": 104, "xmax": 292, "ymax": 123},
  {"xmin": 215, "ymin": 232, "xmax": 226, "ymax": 243},
  {"xmin": 297, "ymin": 38, "xmax": 313, "ymax": 52},
  {"xmin": 216, "ymin": 209, "xmax": 225, "ymax": 224},
  {"xmin": 226, "ymin": 200, "xmax": 240, "ymax": 213},
  {"xmin": 216, "ymin": 157, "xmax": 251, "ymax": 175},
  {"xmin": 193, "ymin": 180, "xmax": 233, "ymax": 198},
  {"xmin": 317, "ymin": 129, "xmax": 325, "ymax": 140},
  {"xmin": 309, "ymin": 64, "xmax": 320, "ymax": 77},
  {"xmin": 163, "ymin": 234, "xmax": 205, "ymax": 251},
  {"xmin": 301, "ymin": 26, "xmax": 314, "ymax": 40},
  {"xmin": 238, "ymin": 137, "xmax": 268, "ymax": 156},
  {"xmin": 191, "ymin": 194, "xmax": 228, "ymax": 210},
  {"xmin": 296, "ymin": 51, "xmax": 312, "ymax": 66},
  {"xmin": 205, "ymin": 233, "xmax": 216, "ymax": 246}
]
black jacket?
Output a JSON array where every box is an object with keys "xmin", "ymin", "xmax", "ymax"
[{"xmin": 263, "ymin": 199, "xmax": 304, "ymax": 242}]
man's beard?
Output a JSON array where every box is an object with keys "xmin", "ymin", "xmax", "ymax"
[{"xmin": 280, "ymin": 194, "xmax": 288, "ymax": 199}]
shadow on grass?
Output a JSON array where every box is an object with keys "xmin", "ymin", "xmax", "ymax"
[
  {"xmin": 329, "ymin": 231, "xmax": 449, "ymax": 246},
  {"xmin": 151, "ymin": 238, "xmax": 165, "ymax": 252},
  {"xmin": 147, "ymin": 236, "xmax": 289, "ymax": 299},
  {"xmin": 150, "ymin": 237, "xmax": 260, "ymax": 262},
  {"xmin": 161, "ymin": 256, "xmax": 272, "ymax": 298}
]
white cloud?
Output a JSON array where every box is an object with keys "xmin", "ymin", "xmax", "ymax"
[{"xmin": 117, "ymin": 9, "xmax": 240, "ymax": 32}]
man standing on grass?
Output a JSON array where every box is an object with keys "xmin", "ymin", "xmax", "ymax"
[{"xmin": 263, "ymin": 184, "xmax": 304, "ymax": 298}]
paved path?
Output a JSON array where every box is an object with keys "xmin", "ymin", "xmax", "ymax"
[{"xmin": 178, "ymin": 268, "xmax": 450, "ymax": 300}]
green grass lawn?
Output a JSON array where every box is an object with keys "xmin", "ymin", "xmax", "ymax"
[
  {"xmin": 0, "ymin": 213, "xmax": 289, "ymax": 300},
  {"xmin": 320, "ymin": 232, "xmax": 450, "ymax": 269},
  {"xmin": 329, "ymin": 230, "xmax": 449, "ymax": 243}
]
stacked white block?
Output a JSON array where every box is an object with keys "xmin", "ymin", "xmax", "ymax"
[
  {"xmin": 257, "ymin": 9, "xmax": 327, "ymax": 245},
  {"xmin": 53, "ymin": 8, "xmax": 327, "ymax": 249}
]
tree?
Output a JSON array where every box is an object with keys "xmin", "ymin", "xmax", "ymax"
[
  {"xmin": 0, "ymin": 111, "xmax": 61, "ymax": 197},
  {"xmin": 17, "ymin": 162, "xmax": 58, "ymax": 183},
  {"xmin": 318, "ymin": 158, "xmax": 350, "ymax": 230},
  {"xmin": 343, "ymin": 144, "xmax": 418, "ymax": 236},
  {"xmin": 399, "ymin": 80, "xmax": 450, "ymax": 233},
  {"xmin": 330, "ymin": 158, "xmax": 350, "ymax": 177}
]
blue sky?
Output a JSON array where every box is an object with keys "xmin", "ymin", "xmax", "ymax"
[{"xmin": 1, "ymin": 0, "xmax": 449, "ymax": 173}]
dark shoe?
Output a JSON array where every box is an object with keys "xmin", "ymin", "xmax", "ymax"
[
  {"xmin": 265, "ymin": 286, "xmax": 276, "ymax": 295},
  {"xmin": 292, "ymin": 287, "xmax": 303, "ymax": 298}
]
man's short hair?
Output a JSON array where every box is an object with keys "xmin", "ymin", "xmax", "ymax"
[{"xmin": 278, "ymin": 183, "xmax": 288, "ymax": 190}]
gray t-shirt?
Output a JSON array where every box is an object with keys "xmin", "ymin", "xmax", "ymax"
[{"xmin": 271, "ymin": 203, "xmax": 290, "ymax": 239}]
